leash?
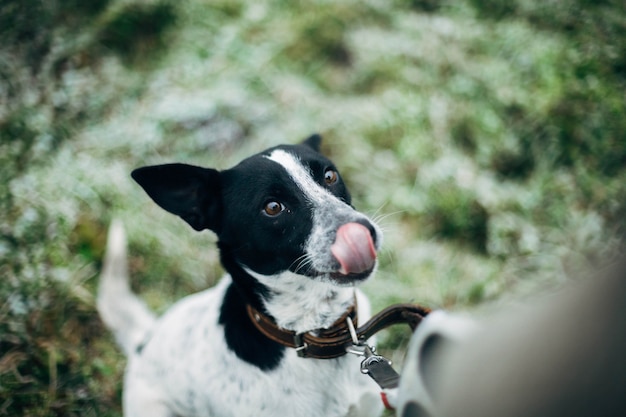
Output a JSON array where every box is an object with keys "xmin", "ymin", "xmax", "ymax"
[{"xmin": 247, "ymin": 301, "xmax": 431, "ymax": 410}]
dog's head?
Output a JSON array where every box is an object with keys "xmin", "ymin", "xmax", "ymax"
[{"xmin": 131, "ymin": 134, "xmax": 382, "ymax": 287}]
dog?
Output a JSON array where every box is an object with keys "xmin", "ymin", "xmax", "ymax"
[{"xmin": 98, "ymin": 134, "xmax": 385, "ymax": 417}]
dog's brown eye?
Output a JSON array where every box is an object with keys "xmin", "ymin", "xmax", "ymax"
[
  {"xmin": 264, "ymin": 201, "xmax": 284, "ymax": 216},
  {"xmin": 324, "ymin": 169, "xmax": 338, "ymax": 185}
]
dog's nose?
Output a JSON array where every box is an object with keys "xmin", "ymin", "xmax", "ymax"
[{"xmin": 354, "ymin": 218, "xmax": 379, "ymax": 246}]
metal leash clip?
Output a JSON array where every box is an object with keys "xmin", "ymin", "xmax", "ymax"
[{"xmin": 345, "ymin": 317, "xmax": 401, "ymax": 409}]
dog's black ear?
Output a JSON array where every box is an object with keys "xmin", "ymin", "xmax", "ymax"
[
  {"xmin": 131, "ymin": 164, "xmax": 221, "ymax": 232},
  {"xmin": 302, "ymin": 133, "xmax": 322, "ymax": 152}
]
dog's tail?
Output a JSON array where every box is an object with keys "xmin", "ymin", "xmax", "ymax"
[{"xmin": 97, "ymin": 219, "xmax": 156, "ymax": 356}]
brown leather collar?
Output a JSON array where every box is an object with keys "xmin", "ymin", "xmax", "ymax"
[{"xmin": 246, "ymin": 301, "xmax": 431, "ymax": 359}]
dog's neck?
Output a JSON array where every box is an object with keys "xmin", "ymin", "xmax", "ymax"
[
  {"xmin": 244, "ymin": 268, "xmax": 356, "ymax": 334},
  {"xmin": 219, "ymin": 245, "xmax": 356, "ymax": 334}
]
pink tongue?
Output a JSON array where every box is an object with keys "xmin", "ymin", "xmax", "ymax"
[{"xmin": 330, "ymin": 223, "xmax": 377, "ymax": 275}]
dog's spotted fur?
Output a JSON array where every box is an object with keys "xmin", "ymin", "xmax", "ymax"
[{"xmin": 98, "ymin": 135, "xmax": 384, "ymax": 417}]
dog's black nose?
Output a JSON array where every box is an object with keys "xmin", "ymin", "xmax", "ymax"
[{"xmin": 353, "ymin": 218, "xmax": 379, "ymax": 246}]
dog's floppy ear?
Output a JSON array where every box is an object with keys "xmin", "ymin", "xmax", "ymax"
[
  {"xmin": 302, "ymin": 133, "xmax": 322, "ymax": 152},
  {"xmin": 131, "ymin": 164, "xmax": 221, "ymax": 232}
]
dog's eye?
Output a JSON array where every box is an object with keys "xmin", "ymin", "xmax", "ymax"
[
  {"xmin": 263, "ymin": 201, "xmax": 284, "ymax": 217},
  {"xmin": 324, "ymin": 169, "xmax": 338, "ymax": 185}
]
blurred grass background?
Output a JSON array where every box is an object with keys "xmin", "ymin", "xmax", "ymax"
[{"xmin": 1, "ymin": 0, "xmax": 625, "ymax": 415}]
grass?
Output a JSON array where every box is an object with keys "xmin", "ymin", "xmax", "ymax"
[{"xmin": 1, "ymin": 0, "xmax": 625, "ymax": 415}]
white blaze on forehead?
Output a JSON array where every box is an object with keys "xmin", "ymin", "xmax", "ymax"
[{"xmin": 265, "ymin": 149, "xmax": 333, "ymax": 205}]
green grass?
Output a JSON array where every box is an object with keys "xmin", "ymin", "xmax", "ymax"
[{"xmin": 1, "ymin": 0, "xmax": 625, "ymax": 415}]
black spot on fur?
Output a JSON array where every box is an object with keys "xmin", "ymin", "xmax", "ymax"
[{"xmin": 218, "ymin": 282, "xmax": 285, "ymax": 371}]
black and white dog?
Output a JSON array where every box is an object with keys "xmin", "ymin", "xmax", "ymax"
[{"xmin": 98, "ymin": 135, "xmax": 384, "ymax": 417}]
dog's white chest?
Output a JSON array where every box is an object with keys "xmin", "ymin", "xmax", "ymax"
[{"xmin": 124, "ymin": 277, "xmax": 381, "ymax": 417}]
